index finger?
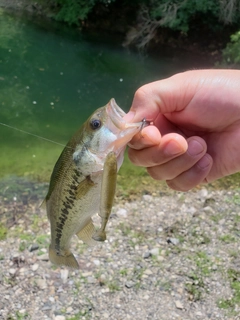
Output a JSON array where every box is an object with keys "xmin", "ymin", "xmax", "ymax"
[
  {"xmin": 125, "ymin": 71, "xmax": 200, "ymax": 123},
  {"xmin": 128, "ymin": 125, "xmax": 161, "ymax": 150}
]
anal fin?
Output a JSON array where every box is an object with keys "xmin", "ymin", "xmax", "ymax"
[{"xmin": 76, "ymin": 219, "xmax": 98, "ymax": 246}]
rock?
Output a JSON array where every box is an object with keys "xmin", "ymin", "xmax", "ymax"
[
  {"xmin": 167, "ymin": 238, "xmax": 180, "ymax": 246},
  {"xmin": 37, "ymin": 253, "xmax": 49, "ymax": 261},
  {"xmin": 60, "ymin": 269, "xmax": 69, "ymax": 284},
  {"xmin": 143, "ymin": 269, "xmax": 153, "ymax": 275},
  {"xmin": 203, "ymin": 206, "xmax": 214, "ymax": 213},
  {"xmin": 198, "ymin": 188, "xmax": 208, "ymax": 198},
  {"xmin": 150, "ymin": 248, "xmax": 159, "ymax": 255},
  {"xmin": 116, "ymin": 208, "xmax": 128, "ymax": 217},
  {"xmin": 93, "ymin": 259, "xmax": 100, "ymax": 266},
  {"xmin": 125, "ymin": 281, "xmax": 135, "ymax": 288},
  {"xmin": 175, "ymin": 300, "xmax": 184, "ymax": 309},
  {"xmin": 187, "ymin": 206, "xmax": 197, "ymax": 214},
  {"xmin": 35, "ymin": 278, "xmax": 47, "ymax": 290},
  {"xmin": 9, "ymin": 268, "xmax": 17, "ymax": 275},
  {"xmin": 54, "ymin": 316, "xmax": 66, "ymax": 320},
  {"xmin": 31, "ymin": 263, "xmax": 39, "ymax": 271},
  {"xmin": 87, "ymin": 276, "xmax": 95, "ymax": 284},
  {"xmin": 142, "ymin": 194, "xmax": 153, "ymax": 201},
  {"xmin": 28, "ymin": 243, "xmax": 39, "ymax": 252},
  {"xmin": 143, "ymin": 251, "xmax": 151, "ymax": 259}
]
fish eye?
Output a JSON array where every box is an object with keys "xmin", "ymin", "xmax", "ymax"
[{"xmin": 90, "ymin": 119, "xmax": 101, "ymax": 130}]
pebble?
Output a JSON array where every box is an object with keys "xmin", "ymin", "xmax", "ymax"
[
  {"xmin": 143, "ymin": 269, "xmax": 153, "ymax": 275},
  {"xmin": 125, "ymin": 281, "xmax": 135, "ymax": 288},
  {"xmin": 150, "ymin": 248, "xmax": 159, "ymax": 255},
  {"xmin": 87, "ymin": 276, "xmax": 95, "ymax": 284},
  {"xmin": 28, "ymin": 243, "xmax": 39, "ymax": 252},
  {"xmin": 35, "ymin": 278, "xmax": 47, "ymax": 290},
  {"xmin": 203, "ymin": 206, "xmax": 214, "ymax": 213},
  {"xmin": 54, "ymin": 316, "xmax": 66, "ymax": 320},
  {"xmin": 143, "ymin": 251, "xmax": 151, "ymax": 259},
  {"xmin": 142, "ymin": 194, "xmax": 153, "ymax": 201},
  {"xmin": 9, "ymin": 268, "xmax": 16, "ymax": 275},
  {"xmin": 197, "ymin": 188, "xmax": 209, "ymax": 198},
  {"xmin": 175, "ymin": 300, "xmax": 184, "ymax": 309},
  {"xmin": 117, "ymin": 208, "xmax": 128, "ymax": 217},
  {"xmin": 167, "ymin": 238, "xmax": 180, "ymax": 246},
  {"xmin": 93, "ymin": 259, "xmax": 101, "ymax": 266},
  {"xmin": 31, "ymin": 263, "xmax": 39, "ymax": 271},
  {"xmin": 60, "ymin": 269, "xmax": 69, "ymax": 283},
  {"xmin": 37, "ymin": 253, "xmax": 49, "ymax": 261}
]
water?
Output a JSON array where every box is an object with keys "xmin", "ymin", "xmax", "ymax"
[{"xmin": 0, "ymin": 10, "xmax": 210, "ymax": 180}]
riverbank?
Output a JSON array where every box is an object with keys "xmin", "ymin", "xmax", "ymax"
[{"xmin": 1, "ymin": 176, "xmax": 240, "ymax": 319}]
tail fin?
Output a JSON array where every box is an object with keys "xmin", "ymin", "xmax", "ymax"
[{"xmin": 49, "ymin": 246, "xmax": 79, "ymax": 269}]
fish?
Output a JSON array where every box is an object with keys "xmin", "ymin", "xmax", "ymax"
[{"xmin": 44, "ymin": 98, "xmax": 147, "ymax": 269}]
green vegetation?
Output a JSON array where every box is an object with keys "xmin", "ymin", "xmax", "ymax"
[
  {"xmin": 53, "ymin": 0, "xmax": 116, "ymax": 25},
  {"xmin": 218, "ymin": 268, "xmax": 240, "ymax": 315},
  {"xmin": 219, "ymin": 234, "xmax": 236, "ymax": 243},
  {"xmin": 222, "ymin": 31, "xmax": 240, "ymax": 67},
  {"xmin": 18, "ymin": 233, "xmax": 49, "ymax": 252},
  {"xmin": 185, "ymin": 251, "xmax": 215, "ymax": 301},
  {"xmin": 0, "ymin": 223, "xmax": 7, "ymax": 240},
  {"xmin": 67, "ymin": 310, "xmax": 91, "ymax": 320},
  {"xmin": 185, "ymin": 273, "xmax": 205, "ymax": 301},
  {"xmin": 6, "ymin": 311, "xmax": 29, "ymax": 320},
  {"xmin": 42, "ymin": 0, "xmax": 240, "ymax": 64},
  {"xmin": 31, "ymin": 0, "xmax": 240, "ymax": 52}
]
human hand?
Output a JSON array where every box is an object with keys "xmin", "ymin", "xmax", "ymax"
[{"xmin": 126, "ymin": 69, "xmax": 240, "ymax": 191}]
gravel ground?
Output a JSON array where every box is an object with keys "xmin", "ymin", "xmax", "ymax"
[{"xmin": 0, "ymin": 177, "xmax": 240, "ymax": 320}]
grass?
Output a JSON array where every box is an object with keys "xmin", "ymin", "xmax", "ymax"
[
  {"xmin": 6, "ymin": 311, "xmax": 29, "ymax": 320},
  {"xmin": 107, "ymin": 280, "xmax": 120, "ymax": 292},
  {"xmin": 0, "ymin": 222, "xmax": 7, "ymax": 240},
  {"xmin": 218, "ymin": 268, "xmax": 240, "ymax": 315},
  {"xmin": 219, "ymin": 234, "xmax": 236, "ymax": 243},
  {"xmin": 185, "ymin": 251, "xmax": 216, "ymax": 301}
]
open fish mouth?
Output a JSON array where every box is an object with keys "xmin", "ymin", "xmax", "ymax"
[{"xmin": 106, "ymin": 98, "xmax": 142, "ymax": 131}]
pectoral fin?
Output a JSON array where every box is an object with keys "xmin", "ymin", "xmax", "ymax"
[
  {"xmin": 76, "ymin": 175, "xmax": 95, "ymax": 199},
  {"xmin": 76, "ymin": 219, "xmax": 98, "ymax": 246},
  {"xmin": 93, "ymin": 151, "xmax": 117, "ymax": 242}
]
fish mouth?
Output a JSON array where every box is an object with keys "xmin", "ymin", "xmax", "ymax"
[{"xmin": 106, "ymin": 98, "xmax": 142, "ymax": 131}]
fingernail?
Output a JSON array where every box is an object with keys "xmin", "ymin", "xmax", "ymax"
[
  {"xmin": 197, "ymin": 155, "xmax": 212, "ymax": 169},
  {"xmin": 124, "ymin": 111, "xmax": 136, "ymax": 122},
  {"xmin": 165, "ymin": 140, "xmax": 184, "ymax": 156},
  {"xmin": 188, "ymin": 140, "xmax": 204, "ymax": 156}
]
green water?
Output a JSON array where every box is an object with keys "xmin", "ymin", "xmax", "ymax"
[{"xmin": 0, "ymin": 10, "xmax": 211, "ymax": 181}]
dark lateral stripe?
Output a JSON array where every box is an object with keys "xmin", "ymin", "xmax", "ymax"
[{"xmin": 54, "ymin": 171, "xmax": 81, "ymax": 252}]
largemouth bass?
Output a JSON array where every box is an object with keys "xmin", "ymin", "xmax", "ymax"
[{"xmin": 44, "ymin": 98, "xmax": 146, "ymax": 269}]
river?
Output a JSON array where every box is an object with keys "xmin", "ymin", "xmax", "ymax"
[{"xmin": 0, "ymin": 9, "xmax": 212, "ymax": 181}]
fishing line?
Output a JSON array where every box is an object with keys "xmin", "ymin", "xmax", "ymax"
[{"xmin": 0, "ymin": 122, "xmax": 72, "ymax": 149}]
